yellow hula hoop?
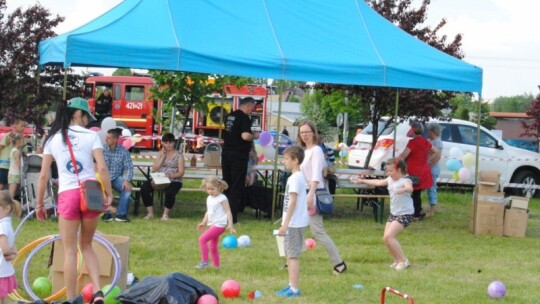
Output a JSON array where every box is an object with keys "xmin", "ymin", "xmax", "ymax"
[{"xmin": 9, "ymin": 235, "xmax": 85, "ymax": 303}]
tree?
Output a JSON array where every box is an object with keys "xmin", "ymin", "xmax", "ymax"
[
  {"xmin": 491, "ymin": 93, "xmax": 534, "ymax": 113},
  {"xmin": 312, "ymin": 0, "xmax": 464, "ymax": 167},
  {"xmin": 449, "ymin": 93, "xmax": 496, "ymax": 129},
  {"xmin": 113, "ymin": 68, "xmax": 133, "ymax": 76},
  {"xmin": 0, "ymin": 1, "xmax": 67, "ymax": 125},
  {"xmin": 521, "ymin": 94, "xmax": 540, "ymax": 144}
]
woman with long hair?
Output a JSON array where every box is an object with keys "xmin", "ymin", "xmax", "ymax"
[
  {"xmin": 297, "ymin": 120, "xmax": 347, "ymax": 274},
  {"xmin": 36, "ymin": 98, "xmax": 113, "ymax": 303}
]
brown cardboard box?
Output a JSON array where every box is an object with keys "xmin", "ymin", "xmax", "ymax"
[
  {"xmin": 51, "ymin": 234, "xmax": 129, "ymax": 293},
  {"xmin": 478, "ymin": 171, "xmax": 501, "ymax": 193},
  {"xmin": 508, "ymin": 196, "xmax": 529, "ymax": 210},
  {"xmin": 204, "ymin": 143, "xmax": 221, "ymax": 167},
  {"xmin": 469, "ymin": 195, "xmax": 507, "ymax": 236},
  {"xmin": 503, "ymin": 208, "xmax": 528, "ymax": 237}
]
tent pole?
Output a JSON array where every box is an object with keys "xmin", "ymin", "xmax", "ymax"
[
  {"xmin": 271, "ymin": 80, "xmax": 284, "ymax": 221},
  {"xmin": 392, "ymin": 89, "xmax": 400, "ymax": 157},
  {"xmin": 472, "ymin": 93, "xmax": 482, "ymax": 235},
  {"xmin": 63, "ymin": 69, "xmax": 68, "ymax": 100}
]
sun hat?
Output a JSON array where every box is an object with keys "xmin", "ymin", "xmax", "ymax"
[{"xmin": 67, "ymin": 97, "xmax": 97, "ymax": 121}]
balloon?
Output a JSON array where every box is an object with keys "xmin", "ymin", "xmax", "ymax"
[
  {"xmin": 122, "ymin": 139, "xmax": 132, "ymax": 149},
  {"xmin": 102, "ymin": 284, "xmax": 121, "ymax": 304},
  {"xmin": 339, "ymin": 149, "xmax": 348, "ymax": 158},
  {"xmin": 97, "ymin": 130, "xmax": 107, "ymax": 145},
  {"xmin": 263, "ymin": 146, "xmax": 276, "ymax": 160},
  {"xmin": 117, "ymin": 137, "xmax": 125, "ymax": 145},
  {"xmin": 221, "ymin": 279, "xmax": 241, "ymax": 298},
  {"xmin": 445, "ymin": 159, "xmax": 462, "ymax": 172},
  {"xmin": 222, "ymin": 235, "xmax": 238, "ymax": 249},
  {"xmin": 487, "ymin": 281, "xmax": 506, "ymax": 299},
  {"xmin": 32, "ymin": 277, "xmax": 52, "ymax": 299},
  {"xmin": 237, "ymin": 235, "xmax": 251, "ymax": 248},
  {"xmin": 458, "ymin": 167, "xmax": 471, "ymax": 181},
  {"xmin": 197, "ymin": 294, "xmax": 218, "ymax": 304},
  {"xmin": 121, "ymin": 128, "xmax": 132, "ymax": 137},
  {"xmin": 132, "ymin": 134, "xmax": 142, "ymax": 143},
  {"xmin": 266, "ymin": 135, "xmax": 274, "ymax": 148},
  {"xmin": 452, "ymin": 171, "xmax": 459, "ymax": 180},
  {"xmin": 89, "ymin": 126, "xmax": 101, "ymax": 132},
  {"xmin": 462, "ymin": 153, "xmax": 475, "ymax": 167},
  {"xmin": 257, "ymin": 153, "xmax": 265, "ymax": 162},
  {"xmin": 259, "ymin": 131, "xmax": 272, "ymax": 146},
  {"xmin": 101, "ymin": 117, "xmax": 116, "ymax": 131},
  {"xmin": 305, "ymin": 238, "xmax": 317, "ymax": 249},
  {"xmin": 449, "ymin": 147, "xmax": 464, "ymax": 160},
  {"xmin": 81, "ymin": 283, "xmax": 94, "ymax": 303},
  {"xmin": 0, "ymin": 133, "xmax": 4, "ymax": 141},
  {"xmin": 254, "ymin": 143, "xmax": 264, "ymax": 156}
]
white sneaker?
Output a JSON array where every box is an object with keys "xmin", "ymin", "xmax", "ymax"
[
  {"xmin": 395, "ymin": 260, "xmax": 411, "ymax": 271},
  {"xmin": 143, "ymin": 213, "xmax": 154, "ymax": 220},
  {"xmin": 389, "ymin": 262, "xmax": 398, "ymax": 269},
  {"xmin": 195, "ymin": 261, "xmax": 210, "ymax": 269}
]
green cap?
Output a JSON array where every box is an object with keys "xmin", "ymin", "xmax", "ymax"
[{"xmin": 67, "ymin": 97, "xmax": 97, "ymax": 122}]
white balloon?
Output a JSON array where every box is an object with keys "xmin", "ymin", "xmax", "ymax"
[
  {"xmin": 263, "ymin": 146, "xmax": 276, "ymax": 160},
  {"xmin": 121, "ymin": 128, "xmax": 132, "ymax": 137},
  {"xmin": 237, "ymin": 235, "xmax": 251, "ymax": 248},
  {"xmin": 97, "ymin": 130, "xmax": 106, "ymax": 145},
  {"xmin": 449, "ymin": 147, "xmax": 464, "ymax": 160},
  {"xmin": 101, "ymin": 117, "xmax": 117, "ymax": 132}
]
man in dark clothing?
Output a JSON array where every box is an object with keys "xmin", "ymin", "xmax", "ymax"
[
  {"xmin": 221, "ymin": 97, "xmax": 256, "ymax": 223},
  {"xmin": 95, "ymin": 89, "xmax": 113, "ymax": 119},
  {"xmin": 281, "ymin": 126, "xmax": 289, "ymax": 136}
]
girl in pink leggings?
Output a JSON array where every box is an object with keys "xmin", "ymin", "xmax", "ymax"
[{"xmin": 196, "ymin": 176, "xmax": 236, "ymax": 269}]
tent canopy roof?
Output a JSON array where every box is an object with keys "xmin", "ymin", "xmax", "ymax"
[{"xmin": 39, "ymin": 0, "xmax": 482, "ymax": 93}]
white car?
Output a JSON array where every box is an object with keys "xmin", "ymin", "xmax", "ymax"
[{"xmin": 348, "ymin": 117, "xmax": 540, "ymax": 196}]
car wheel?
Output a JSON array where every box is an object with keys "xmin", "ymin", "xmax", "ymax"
[{"xmin": 510, "ymin": 170, "xmax": 539, "ymax": 197}]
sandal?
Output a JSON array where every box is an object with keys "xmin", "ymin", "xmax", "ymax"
[
  {"xmin": 91, "ymin": 291, "xmax": 104, "ymax": 304},
  {"xmin": 333, "ymin": 261, "xmax": 347, "ymax": 274},
  {"xmin": 160, "ymin": 215, "xmax": 169, "ymax": 221}
]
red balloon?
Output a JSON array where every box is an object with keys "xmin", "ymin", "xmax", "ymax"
[
  {"xmin": 122, "ymin": 138, "xmax": 132, "ymax": 149},
  {"xmin": 197, "ymin": 294, "xmax": 218, "ymax": 304},
  {"xmin": 81, "ymin": 283, "xmax": 94, "ymax": 303},
  {"xmin": 221, "ymin": 279, "xmax": 241, "ymax": 298}
]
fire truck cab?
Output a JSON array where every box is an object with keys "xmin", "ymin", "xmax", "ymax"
[{"xmin": 82, "ymin": 76, "xmax": 161, "ymax": 149}]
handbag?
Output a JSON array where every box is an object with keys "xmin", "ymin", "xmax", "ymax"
[
  {"xmin": 315, "ymin": 188, "xmax": 334, "ymax": 215},
  {"xmin": 66, "ymin": 136, "xmax": 105, "ymax": 212}
]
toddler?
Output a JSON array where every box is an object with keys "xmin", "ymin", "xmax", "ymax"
[{"xmin": 0, "ymin": 190, "xmax": 21, "ymax": 304}]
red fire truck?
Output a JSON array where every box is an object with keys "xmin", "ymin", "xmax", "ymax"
[
  {"xmin": 82, "ymin": 76, "xmax": 162, "ymax": 149},
  {"xmin": 192, "ymin": 84, "xmax": 268, "ymax": 137}
]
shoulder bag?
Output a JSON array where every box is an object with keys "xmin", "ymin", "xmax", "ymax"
[
  {"xmin": 315, "ymin": 188, "xmax": 334, "ymax": 215},
  {"xmin": 66, "ymin": 136, "xmax": 105, "ymax": 212}
]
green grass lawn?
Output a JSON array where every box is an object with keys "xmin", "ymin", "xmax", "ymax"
[{"xmin": 12, "ymin": 187, "xmax": 540, "ymax": 303}]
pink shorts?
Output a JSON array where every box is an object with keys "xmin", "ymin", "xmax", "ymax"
[
  {"xmin": 58, "ymin": 188, "xmax": 101, "ymax": 220},
  {"xmin": 0, "ymin": 274, "xmax": 17, "ymax": 297}
]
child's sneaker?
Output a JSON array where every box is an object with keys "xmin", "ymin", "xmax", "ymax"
[
  {"xmin": 278, "ymin": 288, "xmax": 301, "ymax": 298},
  {"xmin": 275, "ymin": 285, "xmax": 290, "ymax": 297},
  {"xmin": 195, "ymin": 261, "xmax": 210, "ymax": 269}
]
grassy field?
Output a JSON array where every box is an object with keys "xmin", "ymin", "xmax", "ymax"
[{"xmin": 12, "ymin": 186, "xmax": 540, "ymax": 304}]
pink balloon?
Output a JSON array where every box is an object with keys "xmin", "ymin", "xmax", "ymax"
[
  {"xmin": 89, "ymin": 127, "xmax": 101, "ymax": 132},
  {"xmin": 197, "ymin": 294, "xmax": 218, "ymax": 304},
  {"xmin": 122, "ymin": 138, "xmax": 132, "ymax": 149},
  {"xmin": 117, "ymin": 137, "xmax": 125, "ymax": 145},
  {"xmin": 458, "ymin": 167, "xmax": 471, "ymax": 181}
]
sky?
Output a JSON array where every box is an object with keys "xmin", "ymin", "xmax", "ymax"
[{"xmin": 5, "ymin": 0, "xmax": 540, "ymax": 100}]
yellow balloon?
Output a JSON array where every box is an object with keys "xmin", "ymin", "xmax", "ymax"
[
  {"xmin": 463, "ymin": 153, "xmax": 475, "ymax": 168},
  {"xmin": 453, "ymin": 171, "xmax": 459, "ymax": 180}
]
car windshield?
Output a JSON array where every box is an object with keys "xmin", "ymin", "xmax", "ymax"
[{"xmin": 361, "ymin": 120, "xmax": 395, "ymax": 136}]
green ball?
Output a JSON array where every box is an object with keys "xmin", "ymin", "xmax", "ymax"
[
  {"xmin": 32, "ymin": 277, "xmax": 52, "ymax": 299},
  {"xmin": 101, "ymin": 284, "xmax": 121, "ymax": 304}
]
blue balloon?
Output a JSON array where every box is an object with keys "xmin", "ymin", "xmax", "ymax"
[
  {"xmin": 445, "ymin": 159, "xmax": 463, "ymax": 172},
  {"xmin": 222, "ymin": 235, "xmax": 238, "ymax": 249},
  {"xmin": 339, "ymin": 149, "xmax": 347, "ymax": 158}
]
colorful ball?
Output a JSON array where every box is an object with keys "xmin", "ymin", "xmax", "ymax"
[
  {"xmin": 102, "ymin": 284, "xmax": 121, "ymax": 304},
  {"xmin": 221, "ymin": 279, "xmax": 241, "ymax": 298},
  {"xmin": 81, "ymin": 283, "xmax": 94, "ymax": 303},
  {"xmin": 32, "ymin": 277, "xmax": 52, "ymax": 299},
  {"xmin": 487, "ymin": 281, "xmax": 506, "ymax": 299},
  {"xmin": 197, "ymin": 294, "xmax": 218, "ymax": 304},
  {"xmin": 305, "ymin": 238, "xmax": 317, "ymax": 249},
  {"xmin": 237, "ymin": 235, "xmax": 251, "ymax": 248},
  {"xmin": 222, "ymin": 235, "xmax": 238, "ymax": 249}
]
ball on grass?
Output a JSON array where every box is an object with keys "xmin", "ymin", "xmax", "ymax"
[
  {"xmin": 237, "ymin": 235, "xmax": 251, "ymax": 248},
  {"xmin": 102, "ymin": 284, "xmax": 121, "ymax": 304},
  {"xmin": 32, "ymin": 277, "xmax": 52, "ymax": 299},
  {"xmin": 81, "ymin": 283, "xmax": 94, "ymax": 303},
  {"xmin": 487, "ymin": 281, "xmax": 506, "ymax": 299},
  {"xmin": 197, "ymin": 294, "xmax": 218, "ymax": 304},
  {"xmin": 221, "ymin": 279, "xmax": 241, "ymax": 298},
  {"xmin": 222, "ymin": 235, "xmax": 238, "ymax": 249},
  {"xmin": 305, "ymin": 238, "xmax": 317, "ymax": 249}
]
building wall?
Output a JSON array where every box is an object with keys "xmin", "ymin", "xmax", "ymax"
[{"xmin": 495, "ymin": 118, "xmax": 535, "ymax": 140}]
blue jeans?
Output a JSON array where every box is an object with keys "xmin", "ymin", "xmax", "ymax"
[
  {"xmin": 427, "ymin": 166, "xmax": 439, "ymax": 205},
  {"xmin": 110, "ymin": 176, "xmax": 131, "ymax": 217}
]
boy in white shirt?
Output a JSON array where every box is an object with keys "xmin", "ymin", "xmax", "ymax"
[{"xmin": 276, "ymin": 146, "xmax": 308, "ymax": 298}]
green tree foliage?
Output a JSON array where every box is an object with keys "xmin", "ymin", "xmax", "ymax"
[
  {"xmin": 0, "ymin": 1, "xmax": 73, "ymax": 125},
  {"xmin": 449, "ymin": 93, "xmax": 496, "ymax": 129},
  {"xmin": 521, "ymin": 94, "xmax": 540, "ymax": 139},
  {"xmin": 491, "ymin": 93, "xmax": 534, "ymax": 112},
  {"xmin": 112, "ymin": 68, "xmax": 133, "ymax": 76}
]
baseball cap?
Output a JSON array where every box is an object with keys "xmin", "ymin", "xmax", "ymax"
[{"xmin": 67, "ymin": 97, "xmax": 97, "ymax": 122}]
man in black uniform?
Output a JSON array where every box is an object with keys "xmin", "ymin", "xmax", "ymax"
[
  {"xmin": 95, "ymin": 89, "xmax": 113, "ymax": 119},
  {"xmin": 221, "ymin": 97, "xmax": 256, "ymax": 223}
]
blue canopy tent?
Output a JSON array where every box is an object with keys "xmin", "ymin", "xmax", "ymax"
[{"xmin": 39, "ymin": 0, "xmax": 485, "ymax": 224}]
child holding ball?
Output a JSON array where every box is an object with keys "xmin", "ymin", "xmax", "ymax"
[
  {"xmin": 353, "ymin": 157, "xmax": 414, "ymax": 271},
  {"xmin": 276, "ymin": 146, "xmax": 308, "ymax": 298},
  {"xmin": 196, "ymin": 176, "xmax": 235, "ymax": 269}
]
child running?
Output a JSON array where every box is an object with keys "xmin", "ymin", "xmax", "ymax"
[
  {"xmin": 353, "ymin": 157, "xmax": 414, "ymax": 271},
  {"xmin": 0, "ymin": 190, "xmax": 21, "ymax": 304},
  {"xmin": 8, "ymin": 133, "xmax": 24, "ymax": 200},
  {"xmin": 276, "ymin": 146, "xmax": 308, "ymax": 298},
  {"xmin": 196, "ymin": 176, "xmax": 235, "ymax": 269}
]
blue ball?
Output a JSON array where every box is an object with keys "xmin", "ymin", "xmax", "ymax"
[{"xmin": 222, "ymin": 235, "xmax": 238, "ymax": 249}]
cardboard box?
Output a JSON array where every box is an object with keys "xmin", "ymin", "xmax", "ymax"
[
  {"xmin": 469, "ymin": 195, "xmax": 507, "ymax": 236},
  {"xmin": 503, "ymin": 208, "xmax": 528, "ymax": 237},
  {"xmin": 204, "ymin": 143, "xmax": 221, "ymax": 167},
  {"xmin": 51, "ymin": 234, "xmax": 129, "ymax": 293},
  {"xmin": 508, "ymin": 196, "xmax": 529, "ymax": 210},
  {"xmin": 478, "ymin": 171, "xmax": 501, "ymax": 193}
]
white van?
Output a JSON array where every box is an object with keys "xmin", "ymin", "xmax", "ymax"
[{"xmin": 347, "ymin": 117, "xmax": 540, "ymax": 197}]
